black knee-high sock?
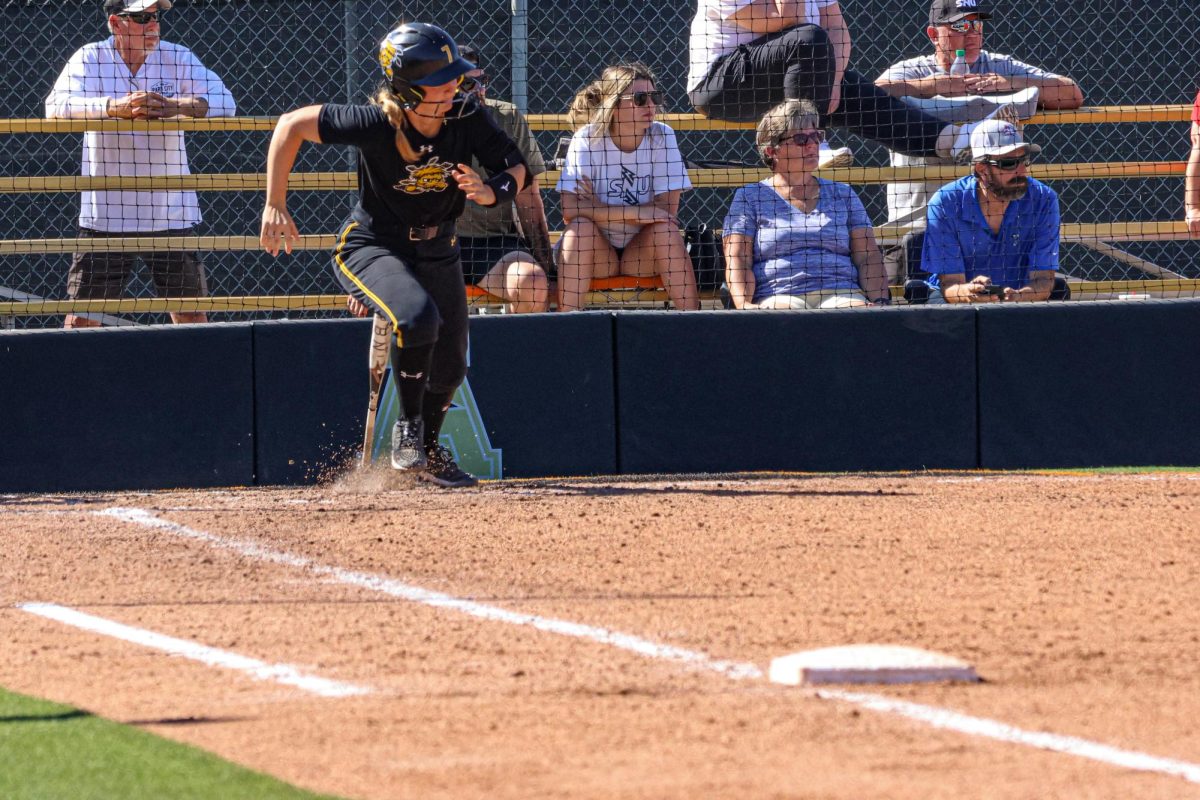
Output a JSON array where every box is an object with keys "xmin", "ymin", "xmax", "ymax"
[
  {"xmin": 389, "ymin": 341, "xmax": 434, "ymax": 422},
  {"xmin": 421, "ymin": 388, "xmax": 454, "ymax": 452}
]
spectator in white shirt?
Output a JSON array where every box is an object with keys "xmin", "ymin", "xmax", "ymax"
[
  {"xmin": 45, "ymin": 0, "xmax": 235, "ymax": 328},
  {"xmin": 556, "ymin": 63, "xmax": 698, "ymax": 311}
]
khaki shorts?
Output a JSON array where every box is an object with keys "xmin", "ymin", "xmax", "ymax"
[{"xmin": 67, "ymin": 228, "xmax": 208, "ymax": 299}]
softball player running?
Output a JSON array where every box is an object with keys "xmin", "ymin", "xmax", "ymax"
[{"xmin": 260, "ymin": 22, "xmax": 529, "ymax": 488}]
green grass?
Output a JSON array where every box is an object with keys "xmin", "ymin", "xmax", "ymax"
[{"xmin": 0, "ymin": 687, "xmax": 347, "ymax": 800}]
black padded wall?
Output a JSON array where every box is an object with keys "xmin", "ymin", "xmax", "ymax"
[
  {"xmin": 467, "ymin": 312, "xmax": 617, "ymax": 477},
  {"xmin": 977, "ymin": 300, "xmax": 1200, "ymax": 469},
  {"xmin": 0, "ymin": 324, "xmax": 254, "ymax": 492},
  {"xmin": 614, "ymin": 308, "xmax": 978, "ymax": 474},
  {"xmin": 253, "ymin": 318, "xmax": 371, "ymax": 485}
]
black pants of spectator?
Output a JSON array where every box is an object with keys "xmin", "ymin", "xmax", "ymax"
[{"xmin": 688, "ymin": 24, "xmax": 947, "ymax": 158}]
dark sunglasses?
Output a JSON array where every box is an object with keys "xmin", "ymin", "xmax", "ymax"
[
  {"xmin": 460, "ymin": 74, "xmax": 490, "ymax": 93},
  {"xmin": 118, "ymin": 11, "xmax": 160, "ymax": 24},
  {"xmin": 982, "ymin": 154, "xmax": 1033, "ymax": 170},
  {"xmin": 619, "ymin": 90, "xmax": 663, "ymax": 107},
  {"xmin": 944, "ymin": 19, "xmax": 984, "ymax": 33},
  {"xmin": 777, "ymin": 129, "xmax": 826, "ymax": 147}
]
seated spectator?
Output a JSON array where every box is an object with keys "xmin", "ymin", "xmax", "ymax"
[
  {"xmin": 686, "ymin": 0, "xmax": 1017, "ymax": 164},
  {"xmin": 454, "ymin": 45, "xmax": 554, "ymax": 313},
  {"xmin": 1187, "ymin": 87, "xmax": 1200, "ymax": 237},
  {"xmin": 875, "ymin": 0, "xmax": 1083, "ymax": 284},
  {"xmin": 722, "ymin": 99, "xmax": 889, "ymax": 309},
  {"xmin": 556, "ymin": 64, "xmax": 699, "ymax": 311},
  {"xmin": 923, "ymin": 119, "xmax": 1062, "ymax": 303}
]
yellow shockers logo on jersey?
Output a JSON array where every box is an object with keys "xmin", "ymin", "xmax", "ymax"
[{"xmin": 394, "ymin": 155, "xmax": 454, "ymax": 194}]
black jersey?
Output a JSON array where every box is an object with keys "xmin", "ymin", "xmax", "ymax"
[{"xmin": 318, "ymin": 103, "xmax": 527, "ymax": 234}]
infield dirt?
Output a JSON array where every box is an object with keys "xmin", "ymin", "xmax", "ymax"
[{"xmin": 2, "ymin": 471, "xmax": 1199, "ymax": 799}]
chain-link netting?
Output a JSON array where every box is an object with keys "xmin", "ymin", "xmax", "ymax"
[{"xmin": 3, "ymin": 0, "xmax": 1199, "ymax": 326}]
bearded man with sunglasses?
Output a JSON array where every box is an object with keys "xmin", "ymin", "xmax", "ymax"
[
  {"xmin": 874, "ymin": 0, "xmax": 1081, "ymax": 289},
  {"xmin": 45, "ymin": 0, "xmax": 235, "ymax": 328},
  {"xmin": 921, "ymin": 120, "xmax": 1063, "ymax": 304}
]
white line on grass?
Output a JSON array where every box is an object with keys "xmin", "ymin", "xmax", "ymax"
[
  {"xmin": 18, "ymin": 602, "xmax": 371, "ymax": 699},
  {"xmin": 98, "ymin": 506, "xmax": 1200, "ymax": 785}
]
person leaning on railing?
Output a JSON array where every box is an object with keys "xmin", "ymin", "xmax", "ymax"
[
  {"xmin": 685, "ymin": 0, "xmax": 1018, "ymax": 164},
  {"xmin": 1186, "ymin": 87, "xmax": 1200, "ymax": 237},
  {"xmin": 44, "ymin": 0, "xmax": 235, "ymax": 329},
  {"xmin": 722, "ymin": 99, "xmax": 889, "ymax": 310},
  {"xmin": 555, "ymin": 63, "xmax": 699, "ymax": 311}
]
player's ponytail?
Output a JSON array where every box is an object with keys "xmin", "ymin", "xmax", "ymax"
[{"xmin": 370, "ymin": 84, "xmax": 423, "ymax": 163}]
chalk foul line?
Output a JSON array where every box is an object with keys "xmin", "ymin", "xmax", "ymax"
[
  {"xmin": 18, "ymin": 602, "xmax": 370, "ymax": 699},
  {"xmin": 95, "ymin": 506, "xmax": 1200, "ymax": 785}
]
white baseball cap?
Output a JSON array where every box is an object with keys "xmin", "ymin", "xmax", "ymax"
[
  {"xmin": 105, "ymin": 0, "xmax": 172, "ymax": 14},
  {"xmin": 969, "ymin": 119, "xmax": 1041, "ymax": 161}
]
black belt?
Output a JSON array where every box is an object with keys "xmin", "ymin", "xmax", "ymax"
[{"xmin": 402, "ymin": 221, "xmax": 456, "ymax": 241}]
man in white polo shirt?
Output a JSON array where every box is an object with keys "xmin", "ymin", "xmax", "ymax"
[{"xmin": 45, "ymin": 0, "xmax": 235, "ymax": 328}]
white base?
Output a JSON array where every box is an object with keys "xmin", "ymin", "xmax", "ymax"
[{"xmin": 769, "ymin": 644, "xmax": 979, "ymax": 686}]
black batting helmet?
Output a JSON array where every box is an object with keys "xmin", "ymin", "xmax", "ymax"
[{"xmin": 379, "ymin": 23, "xmax": 475, "ymax": 108}]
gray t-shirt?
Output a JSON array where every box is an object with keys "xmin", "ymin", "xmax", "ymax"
[
  {"xmin": 877, "ymin": 51, "xmax": 1060, "ymax": 226},
  {"xmin": 457, "ymin": 98, "xmax": 547, "ymax": 238}
]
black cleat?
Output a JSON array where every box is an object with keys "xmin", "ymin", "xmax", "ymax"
[
  {"xmin": 417, "ymin": 445, "xmax": 478, "ymax": 488},
  {"xmin": 390, "ymin": 418, "xmax": 427, "ymax": 471}
]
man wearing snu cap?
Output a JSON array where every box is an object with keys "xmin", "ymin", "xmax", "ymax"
[
  {"xmin": 921, "ymin": 119, "xmax": 1063, "ymax": 303},
  {"xmin": 46, "ymin": 0, "xmax": 236, "ymax": 328}
]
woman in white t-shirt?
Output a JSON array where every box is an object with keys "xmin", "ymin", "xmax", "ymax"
[
  {"xmin": 687, "ymin": 0, "xmax": 1013, "ymax": 161},
  {"xmin": 555, "ymin": 64, "xmax": 699, "ymax": 311}
]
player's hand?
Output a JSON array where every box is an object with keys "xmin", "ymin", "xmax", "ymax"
[
  {"xmin": 963, "ymin": 73, "xmax": 1013, "ymax": 95},
  {"xmin": 260, "ymin": 203, "xmax": 300, "ymax": 256},
  {"xmin": 346, "ymin": 295, "xmax": 370, "ymax": 317},
  {"xmin": 453, "ymin": 163, "xmax": 495, "ymax": 206}
]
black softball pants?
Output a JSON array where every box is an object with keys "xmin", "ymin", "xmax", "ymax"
[
  {"xmin": 333, "ymin": 219, "xmax": 468, "ymax": 394},
  {"xmin": 687, "ymin": 24, "xmax": 947, "ymax": 158}
]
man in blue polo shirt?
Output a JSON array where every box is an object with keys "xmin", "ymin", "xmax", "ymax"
[{"xmin": 922, "ymin": 119, "xmax": 1061, "ymax": 303}]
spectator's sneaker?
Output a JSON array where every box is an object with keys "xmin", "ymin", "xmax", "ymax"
[
  {"xmin": 418, "ymin": 445, "xmax": 479, "ymax": 488},
  {"xmin": 818, "ymin": 142, "xmax": 854, "ymax": 168},
  {"xmin": 950, "ymin": 102, "xmax": 1020, "ymax": 162},
  {"xmin": 390, "ymin": 417, "xmax": 426, "ymax": 471}
]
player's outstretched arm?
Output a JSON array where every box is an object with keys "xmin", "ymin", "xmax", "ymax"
[{"xmin": 261, "ymin": 105, "xmax": 323, "ymax": 256}]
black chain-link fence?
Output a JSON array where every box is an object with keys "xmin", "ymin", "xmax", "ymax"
[{"xmin": 3, "ymin": 0, "xmax": 1199, "ymax": 326}]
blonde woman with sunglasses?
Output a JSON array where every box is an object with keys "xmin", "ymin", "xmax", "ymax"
[
  {"xmin": 556, "ymin": 64, "xmax": 699, "ymax": 311},
  {"xmin": 723, "ymin": 99, "xmax": 889, "ymax": 310}
]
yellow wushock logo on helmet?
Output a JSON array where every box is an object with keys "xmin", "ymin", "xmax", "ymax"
[
  {"xmin": 393, "ymin": 156, "xmax": 453, "ymax": 194},
  {"xmin": 379, "ymin": 38, "xmax": 397, "ymax": 81}
]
